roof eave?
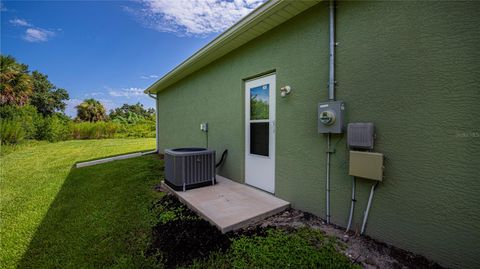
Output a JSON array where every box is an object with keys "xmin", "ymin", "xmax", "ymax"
[{"xmin": 145, "ymin": 0, "xmax": 321, "ymax": 94}]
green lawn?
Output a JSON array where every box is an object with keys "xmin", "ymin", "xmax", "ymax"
[
  {"xmin": 0, "ymin": 139, "xmax": 162, "ymax": 268},
  {"xmin": 1, "ymin": 138, "xmax": 358, "ymax": 269}
]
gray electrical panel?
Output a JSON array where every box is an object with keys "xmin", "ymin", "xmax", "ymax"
[
  {"xmin": 349, "ymin": 151, "xmax": 383, "ymax": 181},
  {"xmin": 347, "ymin": 123, "xmax": 375, "ymax": 149},
  {"xmin": 318, "ymin": 101, "xmax": 345, "ymax": 134}
]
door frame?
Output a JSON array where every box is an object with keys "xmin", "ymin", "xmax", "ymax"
[{"xmin": 244, "ymin": 73, "xmax": 276, "ymax": 193}]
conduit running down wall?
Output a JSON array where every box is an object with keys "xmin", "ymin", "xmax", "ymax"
[
  {"xmin": 325, "ymin": 0, "xmax": 336, "ymax": 224},
  {"xmin": 148, "ymin": 93, "xmax": 159, "ymax": 153}
]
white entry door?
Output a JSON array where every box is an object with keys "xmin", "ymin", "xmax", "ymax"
[{"xmin": 245, "ymin": 74, "xmax": 275, "ymax": 193}]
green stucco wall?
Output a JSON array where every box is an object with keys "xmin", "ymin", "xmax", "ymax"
[{"xmin": 156, "ymin": 1, "xmax": 480, "ymax": 268}]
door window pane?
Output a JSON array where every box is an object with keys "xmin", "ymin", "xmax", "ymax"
[
  {"xmin": 250, "ymin": 84, "xmax": 269, "ymax": 120},
  {"xmin": 250, "ymin": 122, "xmax": 269, "ymax": 156}
]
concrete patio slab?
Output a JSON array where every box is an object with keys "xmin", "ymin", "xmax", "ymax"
[{"xmin": 161, "ymin": 175, "xmax": 290, "ymax": 233}]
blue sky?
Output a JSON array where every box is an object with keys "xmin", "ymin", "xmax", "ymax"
[
  {"xmin": 250, "ymin": 84, "xmax": 269, "ymax": 103},
  {"xmin": 1, "ymin": 0, "xmax": 264, "ymax": 117}
]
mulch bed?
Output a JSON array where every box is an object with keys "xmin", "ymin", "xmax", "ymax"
[
  {"xmin": 148, "ymin": 192, "xmax": 446, "ymax": 269},
  {"xmin": 147, "ymin": 194, "xmax": 269, "ymax": 268},
  {"xmin": 150, "ymin": 218, "xmax": 230, "ymax": 268}
]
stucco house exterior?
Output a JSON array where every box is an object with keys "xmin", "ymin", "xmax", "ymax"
[{"xmin": 145, "ymin": 1, "xmax": 480, "ymax": 268}]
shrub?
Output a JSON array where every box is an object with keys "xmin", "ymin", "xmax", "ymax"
[
  {"xmin": 0, "ymin": 120, "xmax": 26, "ymax": 144},
  {"xmin": 34, "ymin": 115, "xmax": 70, "ymax": 142},
  {"xmin": 0, "ymin": 105, "xmax": 39, "ymax": 139},
  {"xmin": 0, "ymin": 103, "xmax": 155, "ymax": 144},
  {"xmin": 67, "ymin": 121, "xmax": 154, "ymax": 140},
  {"xmin": 33, "ymin": 116, "xmax": 51, "ymax": 141},
  {"xmin": 70, "ymin": 121, "xmax": 120, "ymax": 139},
  {"xmin": 111, "ymin": 111, "xmax": 144, "ymax": 125},
  {"xmin": 115, "ymin": 120, "xmax": 155, "ymax": 138},
  {"xmin": 46, "ymin": 115, "xmax": 71, "ymax": 142}
]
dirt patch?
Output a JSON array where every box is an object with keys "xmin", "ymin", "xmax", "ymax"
[
  {"xmin": 150, "ymin": 218, "xmax": 230, "ymax": 268},
  {"xmin": 147, "ymin": 194, "xmax": 269, "ymax": 268},
  {"xmin": 148, "ymin": 192, "xmax": 445, "ymax": 269},
  {"xmin": 252, "ymin": 208, "xmax": 447, "ymax": 269},
  {"xmin": 147, "ymin": 195, "xmax": 227, "ymax": 268}
]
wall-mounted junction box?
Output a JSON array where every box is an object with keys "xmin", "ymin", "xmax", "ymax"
[
  {"xmin": 318, "ymin": 101, "xmax": 345, "ymax": 134},
  {"xmin": 349, "ymin": 151, "xmax": 384, "ymax": 181},
  {"xmin": 200, "ymin": 122, "xmax": 208, "ymax": 132},
  {"xmin": 348, "ymin": 123, "xmax": 375, "ymax": 149}
]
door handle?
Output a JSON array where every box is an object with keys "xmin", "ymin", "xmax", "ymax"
[{"xmin": 271, "ymin": 121, "xmax": 275, "ymax": 134}]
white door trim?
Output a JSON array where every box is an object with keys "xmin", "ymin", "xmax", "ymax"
[{"xmin": 244, "ymin": 73, "xmax": 276, "ymax": 193}]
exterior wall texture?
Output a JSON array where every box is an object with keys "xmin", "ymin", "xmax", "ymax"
[{"xmin": 156, "ymin": 1, "xmax": 480, "ymax": 268}]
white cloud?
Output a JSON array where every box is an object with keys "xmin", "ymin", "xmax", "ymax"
[
  {"xmin": 23, "ymin": 28, "xmax": 55, "ymax": 42},
  {"xmin": 9, "ymin": 17, "xmax": 57, "ymax": 42},
  {"xmin": 109, "ymin": 87, "xmax": 145, "ymax": 98},
  {"xmin": 65, "ymin": 98, "xmax": 82, "ymax": 118},
  {"xmin": 68, "ymin": 87, "xmax": 154, "ymax": 115},
  {"xmin": 85, "ymin": 92, "xmax": 104, "ymax": 97},
  {"xmin": 66, "ymin": 98, "xmax": 82, "ymax": 106},
  {"xmin": 10, "ymin": 18, "xmax": 31, "ymax": 27},
  {"xmin": 65, "ymin": 98, "xmax": 117, "ymax": 117},
  {"xmin": 98, "ymin": 99, "xmax": 116, "ymax": 111},
  {"xmin": 141, "ymin": 74, "xmax": 159, "ymax": 79},
  {"xmin": 127, "ymin": 0, "xmax": 265, "ymax": 36}
]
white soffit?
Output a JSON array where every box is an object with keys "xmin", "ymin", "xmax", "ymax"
[{"xmin": 146, "ymin": 0, "xmax": 322, "ymax": 94}]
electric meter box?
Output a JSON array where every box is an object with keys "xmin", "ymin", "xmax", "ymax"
[{"xmin": 318, "ymin": 101, "xmax": 345, "ymax": 134}]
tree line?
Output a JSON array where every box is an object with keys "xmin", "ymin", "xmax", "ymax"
[
  {"xmin": 1, "ymin": 55, "xmax": 69, "ymax": 117},
  {"xmin": 0, "ymin": 55, "xmax": 155, "ymax": 144}
]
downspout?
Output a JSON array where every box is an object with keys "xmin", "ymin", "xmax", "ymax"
[
  {"xmin": 326, "ymin": 0, "xmax": 336, "ymax": 224},
  {"xmin": 148, "ymin": 93, "xmax": 159, "ymax": 153}
]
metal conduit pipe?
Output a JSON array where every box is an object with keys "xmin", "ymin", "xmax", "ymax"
[
  {"xmin": 328, "ymin": 0, "xmax": 336, "ymax": 101},
  {"xmin": 346, "ymin": 177, "xmax": 356, "ymax": 232},
  {"xmin": 326, "ymin": 134, "xmax": 331, "ymax": 223},
  {"xmin": 325, "ymin": 0, "xmax": 336, "ymax": 224},
  {"xmin": 361, "ymin": 182, "xmax": 379, "ymax": 235}
]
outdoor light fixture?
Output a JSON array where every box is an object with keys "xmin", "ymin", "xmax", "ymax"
[{"xmin": 280, "ymin": 85, "xmax": 291, "ymax": 97}]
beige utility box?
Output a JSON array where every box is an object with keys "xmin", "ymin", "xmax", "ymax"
[{"xmin": 349, "ymin": 151, "xmax": 384, "ymax": 181}]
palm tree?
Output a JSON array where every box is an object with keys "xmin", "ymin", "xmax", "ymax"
[
  {"xmin": 75, "ymin": 98, "xmax": 107, "ymax": 122},
  {"xmin": 0, "ymin": 55, "xmax": 33, "ymax": 106}
]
